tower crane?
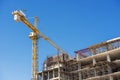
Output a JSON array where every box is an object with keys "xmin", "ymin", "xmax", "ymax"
[{"xmin": 12, "ymin": 10, "xmax": 67, "ymax": 80}]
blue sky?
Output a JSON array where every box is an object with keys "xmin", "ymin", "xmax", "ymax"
[{"xmin": 0, "ymin": 0, "xmax": 120, "ymax": 80}]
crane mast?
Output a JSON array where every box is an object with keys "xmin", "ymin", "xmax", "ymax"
[
  {"xmin": 29, "ymin": 17, "xmax": 39, "ymax": 80},
  {"xmin": 12, "ymin": 10, "xmax": 67, "ymax": 80}
]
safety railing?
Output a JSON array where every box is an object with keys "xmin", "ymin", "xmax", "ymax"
[{"xmin": 75, "ymin": 38, "xmax": 120, "ymax": 58}]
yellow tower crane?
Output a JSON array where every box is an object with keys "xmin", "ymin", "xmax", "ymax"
[{"xmin": 12, "ymin": 10, "xmax": 67, "ymax": 80}]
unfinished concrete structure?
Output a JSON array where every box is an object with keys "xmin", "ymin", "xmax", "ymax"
[{"xmin": 38, "ymin": 37, "xmax": 120, "ymax": 80}]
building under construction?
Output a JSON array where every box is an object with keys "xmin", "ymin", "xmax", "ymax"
[
  {"xmin": 12, "ymin": 10, "xmax": 120, "ymax": 80},
  {"xmin": 38, "ymin": 37, "xmax": 120, "ymax": 80}
]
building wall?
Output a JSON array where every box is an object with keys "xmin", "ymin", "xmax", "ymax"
[{"xmin": 38, "ymin": 38, "xmax": 120, "ymax": 80}]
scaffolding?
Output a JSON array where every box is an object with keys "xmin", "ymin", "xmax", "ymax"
[{"xmin": 38, "ymin": 37, "xmax": 120, "ymax": 80}]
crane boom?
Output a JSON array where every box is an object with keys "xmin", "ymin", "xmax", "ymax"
[{"xmin": 12, "ymin": 10, "xmax": 66, "ymax": 53}]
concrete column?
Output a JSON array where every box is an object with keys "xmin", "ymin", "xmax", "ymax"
[
  {"xmin": 78, "ymin": 61, "xmax": 82, "ymax": 80},
  {"xmin": 93, "ymin": 58, "xmax": 96, "ymax": 66},
  {"xmin": 48, "ymin": 71, "xmax": 49, "ymax": 80},
  {"xmin": 107, "ymin": 54, "xmax": 112, "ymax": 73},
  {"xmin": 58, "ymin": 68, "xmax": 61, "ymax": 80},
  {"xmin": 92, "ymin": 58, "xmax": 97, "ymax": 77},
  {"xmin": 107, "ymin": 54, "xmax": 111, "ymax": 62},
  {"xmin": 79, "ymin": 72, "xmax": 82, "ymax": 80},
  {"xmin": 87, "ymin": 70, "xmax": 90, "ymax": 78},
  {"xmin": 42, "ymin": 72, "xmax": 44, "ymax": 80},
  {"xmin": 109, "ymin": 75, "xmax": 113, "ymax": 80},
  {"xmin": 53, "ymin": 70, "xmax": 55, "ymax": 78},
  {"xmin": 94, "ymin": 68, "xmax": 97, "ymax": 77},
  {"xmin": 77, "ymin": 54, "xmax": 80, "ymax": 61},
  {"xmin": 107, "ymin": 65, "xmax": 112, "ymax": 73}
]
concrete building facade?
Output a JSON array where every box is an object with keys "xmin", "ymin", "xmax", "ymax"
[{"xmin": 38, "ymin": 37, "xmax": 120, "ymax": 80}]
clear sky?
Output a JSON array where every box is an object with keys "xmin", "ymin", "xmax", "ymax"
[{"xmin": 0, "ymin": 0, "xmax": 120, "ymax": 80}]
